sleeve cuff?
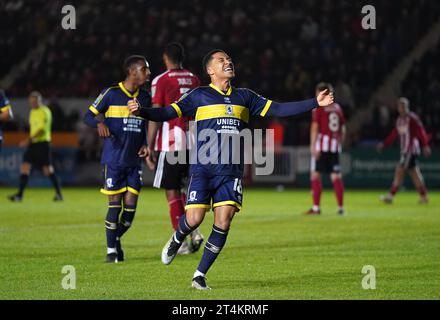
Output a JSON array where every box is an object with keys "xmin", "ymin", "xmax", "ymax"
[
  {"xmin": 171, "ymin": 103, "xmax": 183, "ymax": 118},
  {"xmin": 0, "ymin": 104, "xmax": 11, "ymax": 112},
  {"xmin": 89, "ymin": 105, "xmax": 100, "ymax": 115}
]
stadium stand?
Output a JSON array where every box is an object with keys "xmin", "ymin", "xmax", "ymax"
[{"xmin": 1, "ymin": 0, "xmax": 440, "ymax": 146}]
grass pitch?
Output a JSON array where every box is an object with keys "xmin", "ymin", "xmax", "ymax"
[{"xmin": 0, "ymin": 187, "xmax": 439, "ymax": 300}]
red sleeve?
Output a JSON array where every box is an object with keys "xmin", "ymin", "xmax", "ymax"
[
  {"xmin": 151, "ymin": 77, "xmax": 165, "ymax": 106},
  {"xmin": 411, "ymin": 115, "xmax": 429, "ymax": 147},
  {"xmin": 383, "ymin": 128, "xmax": 398, "ymax": 147},
  {"xmin": 311, "ymin": 108, "xmax": 319, "ymax": 123}
]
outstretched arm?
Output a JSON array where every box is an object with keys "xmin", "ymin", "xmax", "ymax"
[
  {"xmin": 128, "ymin": 98, "xmax": 180, "ymax": 122},
  {"xmin": 377, "ymin": 128, "xmax": 397, "ymax": 152},
  {"xmin": 265, "ymin": 89, "xmax": 334, "ymax": 117}
]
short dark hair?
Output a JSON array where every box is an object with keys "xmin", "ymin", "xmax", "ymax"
[
  {"xmin": 164, "ymin": 42, "xmax": 185, "ymax": 64},
  {"xmin": 315, "ymin": 82, "xmax": 334, "ymax": 93},
  {"xmin": 202, "ymin": 49, "xmax": 226, "ymax": 75},
  {"xmin": 123, "ymin": 55, "xmax": 147, "ymax": 75}
]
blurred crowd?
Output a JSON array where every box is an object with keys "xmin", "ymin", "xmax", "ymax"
[{"xmin": 1, "ymin": 0, "xmax": 439, "ymax": 146}]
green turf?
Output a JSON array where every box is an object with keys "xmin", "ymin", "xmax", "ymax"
[{"xmin": 0, "ymin": 187, "xmax": 439, "ymax": 300}]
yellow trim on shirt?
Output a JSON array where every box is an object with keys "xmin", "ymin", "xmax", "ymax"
[
  {"xmin": 171, "ymin": 103, "xmax": 183, "ymax": 118},
  {"xmin": 89, "ymin": 105, "xmax": 100, "ymax": 115},
  {"xmin": 118, "ymin": 82, "xmax": 139, "ymax": 98},
  {"xmin": 260, "ymin": 100, "xmax": 273, "ymax": 117},
  {"xmin": 209, "ymin": 83, "xmax": 232, "ymax": 96},
  {"xmin": 105, "ymin": 105, "xmax": 130, "ymax": 118},
  {"xmin": 0, "ymin": 104, "xmax": 11, "ymax": 112},
  {"xmin": 195, "ymin": 104, "xmax": 249, "ymax": 122}
]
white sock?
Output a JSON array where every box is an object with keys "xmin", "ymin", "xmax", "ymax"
[
  {"xmin": 193, "ymin": 270, "xmax": 205, "ymax": 279},
  {"xmin": 312, "ymin": 205, "xmax": 320, "ymax": 212},
  {"xmin": 107, "ymin": 247, "xmax": 117, "ymax": 254}
]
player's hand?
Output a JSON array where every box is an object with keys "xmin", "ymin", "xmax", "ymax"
[
  {"xmin": 317, "ymin": 89, "xmax": 334, "ymax": 107},
  {"xmin": 376, "ymin": 143, "xmax": 384, "ymax": 153},
  {"xmin": 311, "ymin": 148, "xmax": 321, "ymax": 160},
  {"xmin": 138, "ymin": 145, "xmax": 148, "ymax": 158},
  {"xmin": 145, "ymin": 147, "xmax": 156, "ymax": 170},
  {"xmin": 128, "ymin": 98, "xmax": 140, "ymax": 115},
  {"xmin": 423, "ymin": 146, "xmax": 431, "ymax": 158},
  {"xmin": 97, "ymin": 122, "xmax": 111, "ymax": 138}
]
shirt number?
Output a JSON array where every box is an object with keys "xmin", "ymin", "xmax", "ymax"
[{"xmin": 328, "ymin": 112, "xmax": 340, "ymax": 132}]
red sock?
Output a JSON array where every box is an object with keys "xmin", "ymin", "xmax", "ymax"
[
  {"xmin": 311, "ymin": 177, "xmax": 322, "ymax": 207},
  {"xmin": 332, "ymin": 177, "xmax": 344, "ymax": 208},
  {"xmin": 390, "ymin": 184, "xmax": 398, "ymax": 196},
  {"xmin": 417, "ymin": 185, "xmax": 427, "ymax": 197},
  {"xmin": 168, "ymin": 197, "xmax": 185, "ymax": 230}
]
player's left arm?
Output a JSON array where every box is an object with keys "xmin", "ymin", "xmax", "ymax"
[
  {"xmin": 341, "ymin": 124, "xmax": 347, "ymax": 145},
  {"xmin": 250, "ymin": 89, "xmax": 334, "ymax": 117},
  {"xmin": 412, "ymin": 115, "xmax": 431, "ymax": 157},
  {"xmin": 340, "ymin": 108, "xmax": 346, "ymax": 145}
]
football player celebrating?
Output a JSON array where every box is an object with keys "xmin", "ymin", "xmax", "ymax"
[{"xmin": 128, "ymin": 49, "xmax": 334, "ymax": 290}]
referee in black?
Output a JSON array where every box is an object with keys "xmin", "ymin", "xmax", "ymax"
[{"xmin": 8, "ymin": 91, "xmax": 63, "ymax": 202}]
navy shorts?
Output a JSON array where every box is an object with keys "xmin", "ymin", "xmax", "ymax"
[
  {"xmin": 101, "ymin": 164, "xmax": 142, "ymax": 196},
  {"xmin": 185, "ymin": 174, "xmax": 243, "ymax": 212}
]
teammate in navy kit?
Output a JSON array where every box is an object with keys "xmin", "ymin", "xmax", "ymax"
[
  {"xmin": 84, "ymin": 55, "xmax": 150, "ymax": 263},
  {"xmin": 128, "ymin": 50, "xmax": 334, "ymax": 289}
]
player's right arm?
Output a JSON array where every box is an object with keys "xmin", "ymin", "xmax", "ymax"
[
  {"xmin": 377, "ymin": 127, "xmax": 398, "ymax": 152},
  {"xmin": 129, "ymin": 89, "xmax": 197, "ymax": 121},
  {"xmin": 146, "ymin": 104, "xmax": 161, "ymax": 169},
  {"xmin": 84, "ymin": 88, "xmax": 111, "ymax": 137},
  {"xmin": 145, "ymin": 75, "xmax": 166, "ymax": 168},
  {"xmin": 147, "ymin": 109, "xmax": 161, "ymax": 147}
]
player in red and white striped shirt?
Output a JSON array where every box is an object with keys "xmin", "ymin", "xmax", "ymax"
[
  {"xmin": 377, "ymin": 97, "xmax": 431, "ymax": 203},
  {"xmin": 306, "ymin": 82, "xmax": 346, "ymax": 215},
  {"xmin": 146, "ymin": 43, "xmax": 203, "ymax": 254}
]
